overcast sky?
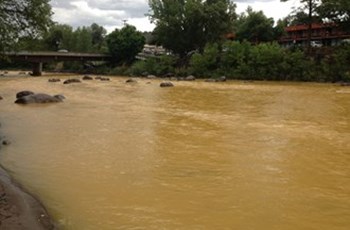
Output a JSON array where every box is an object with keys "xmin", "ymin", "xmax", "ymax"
[{"xmin": 51, "ymin": 0, "xmax": 301, "ymax": 33}]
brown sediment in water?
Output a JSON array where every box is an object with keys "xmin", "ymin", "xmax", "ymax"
[{"xmin": 0, "ymin": 137, "xmax": 55, "ymax": 229}]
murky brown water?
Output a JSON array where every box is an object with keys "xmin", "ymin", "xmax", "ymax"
[{"xmin": 0, "ymin": 75, "xmax": 350, "ymax": 230}]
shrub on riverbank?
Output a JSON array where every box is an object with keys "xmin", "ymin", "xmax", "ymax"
[
  {"xmin": 2, "ymin": 42, "xmax": 349, "ymax": 83},
  {"xmin": 128, "ymin": 41, "xmax": 350, "ymax": 83}
]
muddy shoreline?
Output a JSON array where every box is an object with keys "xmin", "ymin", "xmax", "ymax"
[{"xmin": 0, "ymin": 137, "xmax": 55, "ymax": 229}]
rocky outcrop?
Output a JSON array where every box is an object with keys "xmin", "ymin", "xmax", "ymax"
[
  {"xmin": 160, "ymin": 81, "xmax": 174, "ymax": 87},
  {"xmin": 82, "ymin": 75, "xmax": 93, "ymax": 80},
  {"xmin": 126, "ymin": 78, "xmax": 137, "ymax": 83},
  {"xmin": 95, "ymin": 76, "xmax": 110, "ymax": 81},
  {"xmin": 48, "ymin": 78, "xmax": 61, "ymax": 82},
  {"xmin": 147, "ymin": 75, "xmax": 157, "ymax": 79},
  {"xmin": 340, "ymin": 82, "xmax": 350, "ymax": 86},
  {"xmin": 63, "ymin": 78, "xmax": 81, "ymax": 84},
  {"xmin": 15, "ymin": 93, "xmax": 65, "ymax": 104},
  {"xmin": 185, "ymin": 75, "xmax": 196, "ymax": 81},
  {"xmin": 16, "ymin": 91, "xmax": 35, "ymax": 99}
]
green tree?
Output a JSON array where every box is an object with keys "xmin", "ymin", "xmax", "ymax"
[
  {"xmin": 74, "ymin": 27, "xmax": 93, "ymax": 52},
  {"xmin": 281, "ymin": 0, "xmax": 321, "ymax": 47},
  {"xmin": 148, "ymin": 0, "xmax": 236, "ymax": 57},
  {"xmin": 220, "ymin": 41, "xmax": 252, "ymax": 78},
  {"xmin": 318, "ymin": 0, "xmax": 350, "ymax": 31},
  {"xmin": 286, "ymin": 11, "xmax": 322, "ymax": 25},
  {"xmin": 90, "ymin": 23, "xmax": 107, "ymax": 51},
  {"xmin": 0, "ymin": 0, "xmax": 52, "ymax": 52},
  {"xmin": 106, "ymin": 25, "xmax": 145, "ymax": 65},
  {"xmin": 44, "ymin": 24, "xmax": 74, "ymax": 51},
  {"xmin": 235, "ymin": 7, "xmax": 275, "ymax": 43}
]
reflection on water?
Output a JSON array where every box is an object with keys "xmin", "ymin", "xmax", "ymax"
[{"xmin": 0, "ymin": 76, "xmax": 350, "ymax": 229}]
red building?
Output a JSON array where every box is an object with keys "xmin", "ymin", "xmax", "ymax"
[{"xmin": 279, "ymin": 23, "xmax": 350, "ymax": 47}]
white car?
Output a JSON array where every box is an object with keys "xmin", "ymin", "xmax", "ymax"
[{"xmin": 311, "ymin": 41, "xmax": 322, "ymax": 47}]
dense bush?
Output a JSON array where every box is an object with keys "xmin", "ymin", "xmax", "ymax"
[
  {"xmin": 125, "ymin": 42, "xmax": 350, "ymax": 82},
  {"xmin": 129, "ymin": 55, "xmax": 176, "ymax": 76}
]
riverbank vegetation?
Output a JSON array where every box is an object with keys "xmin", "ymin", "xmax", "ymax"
[{"xmin": 1, "ymin": 0, "xmax": 350, "ymax": 83}]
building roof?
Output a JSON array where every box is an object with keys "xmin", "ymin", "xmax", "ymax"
[{"xmin": 285, "ymin": 23, "xmax": 337, "ymax": 32}]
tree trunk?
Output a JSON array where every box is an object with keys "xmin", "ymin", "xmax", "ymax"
[{"xmin": 307, "ymin": 0, "xmax": 312, "ymax": 49}]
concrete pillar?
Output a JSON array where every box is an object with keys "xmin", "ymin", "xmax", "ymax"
[{"xmin": 32, "ymin": 62, "xmax": 42, "ymax": 76}]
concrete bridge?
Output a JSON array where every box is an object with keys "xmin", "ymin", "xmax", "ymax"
[{"xmin": 5, "ymin": 51, "xmax": 112, "ymax": 76}]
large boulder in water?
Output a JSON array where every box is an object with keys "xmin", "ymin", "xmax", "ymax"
[
  {"xmin": 16, "ymin": 90, "xmax": 34, "ymax": 99},
  {"xmin": 185, "ymin": 75, "xmax": 196, "ymax": 81},
  {"xmin": 82, "ymin": 75, "xmax": 93, "ymax": 80},
  {"xmin": 63, "ymin": 78, "xmax": 81, "ymax": 84},
  {"xmin": 15, "ymin": 93, "xmax": 65, "ymax": 104},
  {"xmin": 160, "ymin": 81, "xmax": 174, "ymax": 87}
]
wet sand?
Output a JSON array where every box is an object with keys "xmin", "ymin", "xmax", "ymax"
[{"xmin": 0, "ymin": 166, "xmax": 55, "ymax": 229}]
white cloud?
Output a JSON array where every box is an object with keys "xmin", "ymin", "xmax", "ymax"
[
  {"xmin": 236, "ymin": 0, "xmax": 301, "ymax": 22},
  {"xmin": 51, "ymin": 0, "xmax": 152, "ymax": 33},
  {"xmin": 51, "ymin": 0, "xmax": 300, "ymax": 33}
]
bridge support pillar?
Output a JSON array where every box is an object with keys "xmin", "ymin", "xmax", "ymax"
[{"xmin": 32, "ymin": 62, "xmax": 42, "ymax": 76}]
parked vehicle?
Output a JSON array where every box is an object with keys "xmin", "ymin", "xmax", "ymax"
[{"xmin": 311, "ymin": 41, "xmax": 322, "ymax": 47}]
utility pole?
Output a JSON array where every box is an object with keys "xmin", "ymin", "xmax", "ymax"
[
  {"xmin": 122, "ymin": 19, "xmax": 128, "ymax": 27},
  {"xmin": 307, "ymin": 0, "xmax": 312, "ymax": 50}
]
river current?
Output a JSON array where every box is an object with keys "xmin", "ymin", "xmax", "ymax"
[{"xmin": 0, "ymin": 75, "xmax": 349, "ymax": 230}]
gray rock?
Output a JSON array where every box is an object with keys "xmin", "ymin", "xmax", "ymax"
[
  {"xmin": 126, "ymin": 78, "xmax": 137, "ymax": 83},
  {"xmin": 147, "ymin": 75, "xmax": 157, "ymax": 79},
  {"xmin": 185, "ymin": 75, "xmax": 196, "ymax": 81},
  {"xmin": 217, "ymin": 76, "xmax": 227, "ymax": 82},
  {"xmin": 63, "ymin": 78, "xmax": 81, "ymax": 84},
  {"xmin": 16, "ymin": 90, "xmax": 35, "ymax": 98},
  {"xmin": 15, "ymin": 93, "xmax": 65, "ymax": 104},
  {"xmin": 2, "ymin": 140, "xmax": 11, "ymax": 146},
  {"xmin": 340, "ymin": 82, "xmax": 350, "ymax": 86},
  {"xmin": 82, "ymin": 75, "xmax": 93, "ymax": 80},
  {"xmin": 160, "ymin": 81, "xmax": 174, "ymax": 87},
  {"xmin": 48, "ymin": 78, "xmax": 61, "ymax": 82}
]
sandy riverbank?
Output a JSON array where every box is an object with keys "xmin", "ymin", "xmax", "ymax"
[{"xmin": 0, "ymin": 165, "xmax": 55, "ymax": 229}]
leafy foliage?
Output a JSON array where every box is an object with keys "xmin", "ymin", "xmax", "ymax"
[
  {"xmin": 148, "ymin": 0, "xmax": 236, "ymax": 57},
  {"xmin": 189, "ymin": 43, "xmax": 220, "ymax": 77},
  {"xmin": 0, "ymin": 0, "xmax": 52, "ymax": 52},
  {"xmin": 130, "ymin": 55, "xmax": 176, "ymax": 76},
  {"xmin": 106, "ymin": 25, "xmax": 145, "ymax": 65},
  {"xmin": 235, "ymin": 7, "xmax": 276, "ymax": 43},
  {"xmin": 318, "ymin": 0, "xmax": 350, "ymax": 31}
]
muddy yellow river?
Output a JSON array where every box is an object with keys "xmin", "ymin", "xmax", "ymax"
[{"xmin": 0, "ymin": 76, "xmax": 350, "ymax": 229}]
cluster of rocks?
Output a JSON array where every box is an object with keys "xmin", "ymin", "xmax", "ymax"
[
  {"xmin": 14, "ymin": 90, "xmax": 65, "ymax": 104},
  {"xmin": 49, "ymin": 75, "xmax": 111, "ymax": 84},
  {"xmin": 0, "ymin": 71, "xmax": 30, "ymax": 77},
  {"xmin": 160, "ymin": 82, "xmax": 174, "ymax": 87},
  {"xmin": 125, "ymin": 77, "xmax": 174, "ymax": 87},
  {"xmin": 63, "ymin": 78, "xmax": 81, "ymax": 84},
  {"xmin": 339, "ymin": 82, "xmax": 350, "ymax": 86},
  {"xmin": 0, "ymin": 71, "xmax": 8, "ymax": 77},
  {"xmin": 140, "ymin": 73, "xmax": 228, "ymax": 83}
]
